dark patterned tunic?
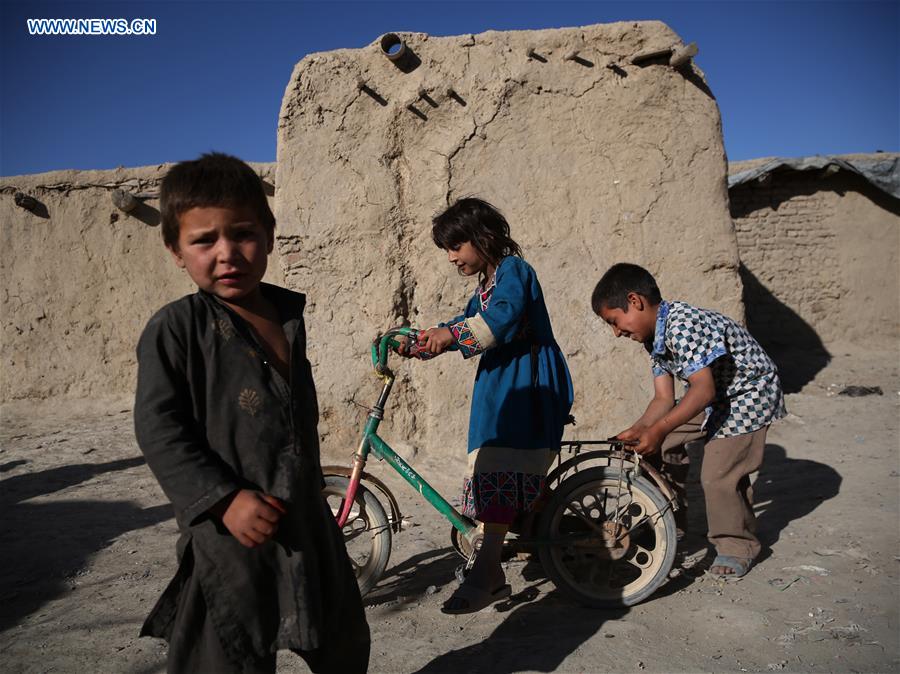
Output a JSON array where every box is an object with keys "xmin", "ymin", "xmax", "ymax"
[{"xmin": 134, "ymin": 283, "xmax": 367, "ymax": 666}]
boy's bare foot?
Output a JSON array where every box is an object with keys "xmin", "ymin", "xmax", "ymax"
[{"xmin": 708, "ymin": 554, "xmax": 751, "ymax": 578}]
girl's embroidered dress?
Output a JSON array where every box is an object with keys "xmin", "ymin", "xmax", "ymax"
[{"xmin": 438, "ymin": 256, "xmax": 573, "ymax": 524}]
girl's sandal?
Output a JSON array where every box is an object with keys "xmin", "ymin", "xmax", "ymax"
[{"xmin": 441, "ymin": 583, "xmax": 512, "ymax": 615}]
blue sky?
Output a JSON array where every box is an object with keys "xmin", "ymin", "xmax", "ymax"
[{"xmin": 1, "ymin": 1, "xmax": 897, "ymax": 176}]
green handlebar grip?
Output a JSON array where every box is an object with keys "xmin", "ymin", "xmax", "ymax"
[{"xmin": 372, "ymin": 326, "xmax": 419, "ymax": 369}]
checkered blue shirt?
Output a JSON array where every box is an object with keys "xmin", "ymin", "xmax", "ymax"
[{"xmin": 650, "ymin": 300, "xmax": 786, "ymax": 439}]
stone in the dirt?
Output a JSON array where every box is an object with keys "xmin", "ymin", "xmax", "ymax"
[{"xmin": 838, "ymin": 385, "xmax": 883, "ymax": 396}]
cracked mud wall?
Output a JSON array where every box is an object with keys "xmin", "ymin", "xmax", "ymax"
[
  {"xmin": 729, "ymin": 162, "xmax": 900, "ymax": 350},
  {"xmin": 275, "ymin": 22, "xmax": 742, "ymax": 457},
  {"xmin": 0, "ymin": 164, "xmax": 282, "ymax": 401}
]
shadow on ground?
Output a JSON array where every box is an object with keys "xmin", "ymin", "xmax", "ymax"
[
  {"xmin": 365, "ymin": 547, "xmax": 462, "ymax": 607},
  {"xmin": 739, "ymin": 264, "xmax": 831, "ymax": 393},
  {"xmin": 665, "ymin": 442, "xmax": 841, "ymax": 555},
  {"xmin": 370, "ymin": 528, "xmax": 632, "ymax": 671},
  {"xmin": 0, "ymin": 457, "xmax": 173, "ymax": 632},
  {"xmin": 374, "ymin": 441, "xmax": 841, "ymax": 672},
  {"xmin": 414, "ymin": 587, "xmax": 627, "ymax": 673},
  {"xmin": 753, "ymin": 443, "xmax": 842, "ymax": 549}
]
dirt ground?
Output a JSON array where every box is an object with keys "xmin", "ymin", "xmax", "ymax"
[{"xmin": 1, "ymin": 344, "xmax": 898, "ymax": 674}]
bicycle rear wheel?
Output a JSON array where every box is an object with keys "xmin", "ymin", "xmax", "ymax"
[
  {"xmin": 323, "ymin": 475, "xmax": 392, "ymax": 596},
  {"xmin": 537, "ymin": 466, "xmax": 676, "ymax": 607}
]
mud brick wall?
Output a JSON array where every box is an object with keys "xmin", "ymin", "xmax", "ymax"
[
  {"xmin": 275, "ymin": 22, "xmax": 742, "ymax": 457},
  {"xmin": 730, "ymin": 168, "xmax": 900, "ymax": 351},
  {"xmin": 2, "ymin": 22, "xmax": 746, "ymax": 462},
  {"xmin": 0, "ymin": 164, "xmax": 281, "ymax": 401}
]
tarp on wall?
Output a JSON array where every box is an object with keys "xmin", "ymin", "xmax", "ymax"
[{"xmin": 728, "ymin": 154, "xmax": 900, "ymax": 201}]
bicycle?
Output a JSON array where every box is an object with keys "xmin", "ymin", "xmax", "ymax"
[{"xmin": 323, "ymin": 326, "xmax": 681, "ymax": 607}]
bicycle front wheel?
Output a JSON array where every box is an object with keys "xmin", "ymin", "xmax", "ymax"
[
  {"xmin": 538, "ymin": 466, "xmax": 676, "ymax": 607},
  {"xmin": 323, "ymin": 475, "xmax": 392, "ymax": 596}
]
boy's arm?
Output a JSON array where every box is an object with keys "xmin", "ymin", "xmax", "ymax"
[
  {"xmin": 631, "ymin": 367, "xmax": 716, "ymax": 455},
  {"xmin": 134, "ymin": 315, "xmax": 241, "ymax": 528},
  {"xmin": 616, "ymin": 374, "xmax": 676, "ymax": 440}
]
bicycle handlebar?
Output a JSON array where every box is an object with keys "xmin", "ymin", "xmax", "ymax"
[
  {"xmin": 371, "ymin": 326, "xmax": 416, "ymax": 372},
  {"xmin": 371, "ymin": 326, "xmax": 464, "ymax": 375}
]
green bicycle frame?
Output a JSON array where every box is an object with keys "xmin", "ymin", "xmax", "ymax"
[{"xmin": 337, "ymin": 328, "xmax": 476, "ymax": 541}]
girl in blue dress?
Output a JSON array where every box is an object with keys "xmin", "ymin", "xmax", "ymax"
[{"xmin": 411, "ymin": 198, "xmax": 574, "ymax": 613}]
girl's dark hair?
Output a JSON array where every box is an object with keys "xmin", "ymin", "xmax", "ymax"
[
  {"xmin": 591, "ymin": 263, "xmax": 662, "ymax": 314},
  {"xmin": 160, "ymin": 152, "xmax": 275, "ymax": 249},
  {"xmin": 431, "ymin": 198, "xmax": 523, "ymax": 275}
]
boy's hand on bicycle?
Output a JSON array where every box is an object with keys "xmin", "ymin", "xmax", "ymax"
[
  {"xmin": 630, "ymin": 427, "xmax": 664, "ymax": 456},
  {"xmin": 613, "ymin": 424, "xmax": 645, "ymax": 442},
  {"xmin": 613, "ymin": 424, "xmax": 662, "ymax": 455},
  {"xmin": 417, "ymin": 327, "xmax": 455, "ymax": 354},
  {"xmin": 214, "ymin": 489, "xmax": 287, "ymax": 548}
]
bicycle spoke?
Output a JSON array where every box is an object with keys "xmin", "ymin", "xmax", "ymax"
[
  {"xmin": 563, "ymin": 500, "xmax": 607, "ymax": 535},
  {"xmin": 609, "ymin": 498, "xmax": 636, "ymax": 524},
  {"xmin": 541, "ymin": 466, "xmax": 677, "ymax": 606},
  {"xmin": 344, "ymin": 522, "xmax": 392, "ymax": 541},
  {"xmin": 343, "ymin": 527, "xmax": 367, "ymax": 542},
  {"xmin": 615, "ymin": 502, "xmax": 671, "ymax": 543}
]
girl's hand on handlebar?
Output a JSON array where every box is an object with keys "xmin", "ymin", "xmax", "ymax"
[
  {"xmin": 417, "ymin": 327, "xmax": 455, "ymax": 355},
  {"xmin": 392, "ymin": 335, "xmax": 413, "ymax": 358}
]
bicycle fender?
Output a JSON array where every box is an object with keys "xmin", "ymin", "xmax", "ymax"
[
  {"xmin": 545, "ymin": 451, "xmax": 679, "ymax": 508},
  {"xmin": 322, "ymin": 465, "xmax": 404, "ymax": 532}
]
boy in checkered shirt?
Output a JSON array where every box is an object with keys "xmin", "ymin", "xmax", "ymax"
[{"xmin": 592, "ymin": 263, "xmax": 786, "ymax": 578}]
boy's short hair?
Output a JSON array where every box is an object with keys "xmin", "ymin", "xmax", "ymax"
[
  {"xmin": 591, "ymin": 263, "xmax": 662, "ymax": 313},
  {"xmin": 159, "ymin": 152, "xmax": 275, "ymax": 249}
]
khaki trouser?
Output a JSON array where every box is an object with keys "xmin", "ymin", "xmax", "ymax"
[{"xmin": 658, "ymin": 415, "xmax": 767, "ymax": 561}]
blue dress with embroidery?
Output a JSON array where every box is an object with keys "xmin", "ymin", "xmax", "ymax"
[{"xmin": 439, "ymin": 256, "xmax": 574, "ymax": 523}]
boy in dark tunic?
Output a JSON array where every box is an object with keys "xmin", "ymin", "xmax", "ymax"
[{"xmin": 134, "ymin": 153, "xmax": 369, "ymax": 673}]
